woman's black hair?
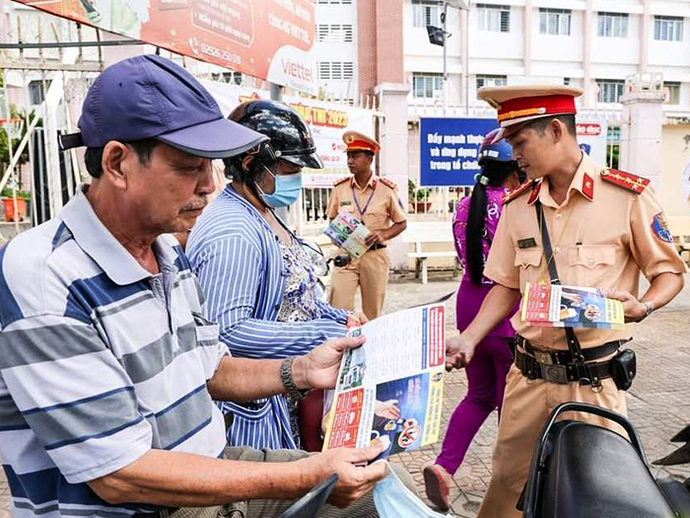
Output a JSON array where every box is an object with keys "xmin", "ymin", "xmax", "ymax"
[
  {"xmin": 222, "ymin": 142, "xmax": 277, "ymax": 200},
  {"xmin": 465, "ymin": 159, "xmax": 518, "ymax": 284}
]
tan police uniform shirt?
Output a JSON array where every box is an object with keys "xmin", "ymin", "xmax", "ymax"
[
  {"xmin": 326, "ymin": 173, "xmax": 407, "ymax": 247},
  {"xmin": 484, "ymin": 152, "xmax": 687, "ymax": 350}
]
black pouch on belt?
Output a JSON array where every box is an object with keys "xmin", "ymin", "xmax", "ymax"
[{"xmin": 610, "ymin": 349, "xmax": 636, "ymax": 391}]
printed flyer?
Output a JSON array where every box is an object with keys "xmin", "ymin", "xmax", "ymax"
[
  {"xmin": 322, "ymin": 304, "xmax": 446, "ymax": 460},
  {"xmin": 324, "ymin": 211, "xmax": 371, "ymax": 259},
  {"xmin": 521, "ymin": 282, "xmax": 625, "ymax": 329}
]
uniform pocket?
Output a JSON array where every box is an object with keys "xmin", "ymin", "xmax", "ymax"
[
  {"xmin": 514, "ymin": 248, "xmax": 543, "ymax": 268},
  {"xmin": 568, "ymin": 245, "xmax": 616, "ymax": 285},
  {"xmin": 514, "ymin": 247, "xmax": 544, "ymax": 286}
]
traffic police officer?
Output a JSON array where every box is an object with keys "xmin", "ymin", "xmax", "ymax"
[
  {"xmin": 326, "ymin": 130, "xmax": 407, "ymax": 320},
  {"xmin": 446, "ymin": 85, "xmax": 687, "ymax": 518}
]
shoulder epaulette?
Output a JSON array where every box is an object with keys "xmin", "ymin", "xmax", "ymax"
[
  {"xmin": 502, "ymin": 179, "xmax": 536, "ymax": 205},
  {"xmin": 333, "ymin": 176, "xmax": 350, "ymax": 187},
  {"xmin": 600, "ymin": 169, "xmax": 649, "ymax": 194},
  {"xmin": 378, "ymin": 177, "xmax": 398, "ymax": 190}
]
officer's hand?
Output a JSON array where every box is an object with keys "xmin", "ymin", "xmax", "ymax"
[
  {"xmin": 365, "ymin": 230, "xmax": 387, "ymax": 246},
  {"xmin": 296, "ymin": 335, "xmax": 366, "ymax": 389},
  {"xmin": 347, "ymin": 310, "xmax": 369, "ymax": 328},
  {"xmin": 598, "ymin": 288, "xmax": 647, "ymax": 322},
  {"xmin": 298, "ymin": 445, "xmax": 388, "ymax": 508},
  {"xmin": 446, "ymin": 334, "xmax": 476, "ymax": 370}
]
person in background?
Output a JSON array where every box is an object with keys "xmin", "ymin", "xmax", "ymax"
[
  {"xmin": 424, "ymin": 129, "xmax": 523, "ymax": 511},
  {"xmin": 186, "ymin": 100, "xmax": 365, "ymax": 451},
  {"xmin": 326, "ymin": 131, "xmax": 407, "ymax": 320}
]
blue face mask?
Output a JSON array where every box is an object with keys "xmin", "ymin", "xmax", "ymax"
[
  {"xmin": 374, "ymin": 466, "xmax": 450, "ymax": 518},
  {"xmin": 259, "ymin": 166, "xmax": 302, "ymax": 208}
]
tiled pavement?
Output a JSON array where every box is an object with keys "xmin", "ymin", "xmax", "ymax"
[{"xmin": 2, "ymin": 272, "xmax": 690, "ymax": 517}]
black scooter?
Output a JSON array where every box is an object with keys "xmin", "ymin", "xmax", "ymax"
[{"xmin": 521, "ymin": 402, "xmax": 690, "ymax": 518}]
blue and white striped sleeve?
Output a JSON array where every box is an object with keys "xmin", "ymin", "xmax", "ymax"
[
  {"xmin": 194, "ymin": 236, "xmax": 347, "ymax": 359},
  {"xmin": 314, "ymin": 298, "xmax": 350, "ymax": 322},
  {"xmin": 0, "ymin": 315, "xmax": 152, "ymax": 484}
]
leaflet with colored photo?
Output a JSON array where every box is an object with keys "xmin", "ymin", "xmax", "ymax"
[
  {"xmin": 324, "ymin": 211, "xmax": 371, "ymax": 259},
  {"xmin": 521, "ymin": 282, "xmax": 625, "ymax": 329},
  {"xmin": 322, "ymin": 304, "xmax": 446, "ymax": 460}
]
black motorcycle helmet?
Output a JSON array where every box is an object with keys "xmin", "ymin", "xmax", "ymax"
[{"xmin": 228, "ymin": 100, "xmax": 324, "ymax": 169}]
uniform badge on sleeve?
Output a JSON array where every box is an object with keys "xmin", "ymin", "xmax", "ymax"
[{"xmin": 652, "ymin": 212, "xmax": 673, "ymax": 243}]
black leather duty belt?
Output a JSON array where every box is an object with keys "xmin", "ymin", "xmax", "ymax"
[
  {"xmin": 515, "ymin": 348, "xmax": 614, "ymax": 385},
  {"xmin": 515, "ymin": 335, "xmax": 624, "ymax": 365},
  {"xmin": 369, "ymin": 243, "xmax": 387, "ymax": 251}
]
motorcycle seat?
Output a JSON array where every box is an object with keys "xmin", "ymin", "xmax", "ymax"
[{"xmin": 539, "ymin": 420, "xmax": 676, "ymax": 518}]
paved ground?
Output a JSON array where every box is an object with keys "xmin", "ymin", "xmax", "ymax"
[{"xmin": 2, "ymin": 271, "xmax": 690, "ymax": 517}]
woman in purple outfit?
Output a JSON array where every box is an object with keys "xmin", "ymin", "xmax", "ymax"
[{"xmin": 424, "ymin": 128, "xmax": 524, "ymax": 511}]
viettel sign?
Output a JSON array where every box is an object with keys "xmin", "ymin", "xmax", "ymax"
[{"xmin": 14, "ymin": 0, "xmax": 317, "ymax": 94}]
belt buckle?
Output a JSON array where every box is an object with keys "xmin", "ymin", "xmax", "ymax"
[
  {"xmin": 540, "ymin": 363, "xmax": 568, "ymax": 384},
  {"xmin": 535, "ymin": 351, "xmax": 553, "ymax": 364}
]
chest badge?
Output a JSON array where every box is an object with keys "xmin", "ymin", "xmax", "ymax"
[{"xmin": 518, "ymin": 237, "xmax": 538, "ymax": 249}]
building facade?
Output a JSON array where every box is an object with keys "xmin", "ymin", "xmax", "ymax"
[{"xmin": 313, "ymin": 0, "xmax": 690, "ymax": 115}]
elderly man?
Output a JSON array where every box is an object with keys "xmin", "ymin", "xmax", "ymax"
[{"xmin": 0, "ymin": 55, "xmax": 390, "ymax": 518}]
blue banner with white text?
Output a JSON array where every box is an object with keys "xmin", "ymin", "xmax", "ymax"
[{"xmin": 420, "ymin": 117, "xmax": 498, "ymax": 186}]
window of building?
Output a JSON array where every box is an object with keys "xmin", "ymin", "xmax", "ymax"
[
  {"xmin": 28, "ymin": 80, "xmax": 47, "ymax": 105},
  {"xmin": 597, "ymin": 79, "xmax": 625, "ymax": 103},
  {"xmin": 412, "ymin": 73, "xmax": 443, "ymax": 99},
  {"xmin": 412, "ymin": 0, "xmax": 442, "ymax": 28},
  {"xmin": 316, "ymin": 24, "xmax": 354, "ymax": 43},
  {"xmin": 317, "ymin": 61, "xmax": 354, "ymax": 80},
  {"xmin": 539, "ymin": 8, "xmax": 571, "ymax": 36},
  {"xmin": 476, "ymin": 74, "xmax": 507, "ymax": 90},
  {"xmin": 597, "ymin": 12, "xmax": 628, "ymax": 38},
  {"xmin": 664, "ymin": 81, "xmax": 681, "ymax": 104},
  {"xmin": 477, "ymin": 4, "xmax": 510, "ymax": 32},
  {"xmin": 563, "ymin": 77, "xmax": 571, "ymax": 86},
  {"xmin": 654, "ymin": 16, "xmax": 684, "ymax": 42}
]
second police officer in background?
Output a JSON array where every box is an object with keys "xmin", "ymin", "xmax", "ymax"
[
  {"xmin": 326, "ymin": 131, "xmax": 407, "ymax": 320},
  {"xmin": 446, "ymin": 84, "xmax": 687, "ymax": 518}
]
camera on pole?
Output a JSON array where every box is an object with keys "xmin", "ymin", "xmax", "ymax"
[
  {"xmin": 427, "ymin": 26, "xmax": 452, "ymax": 46},
  {"xmin": 426, "ymin": 25, "xmax": 447, "ymax": 47}
]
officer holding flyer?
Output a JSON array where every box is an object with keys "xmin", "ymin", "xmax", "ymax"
[
  {"xmin": 326, "ymin": 131, "xmax": 407, "ymax": 320},
  {"xmin": 445, "ymin": 84, "xmax": 687, "ymax": 518}
]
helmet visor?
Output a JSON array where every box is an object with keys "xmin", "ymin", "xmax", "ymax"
[{"xmin": 278, "ymin": 148, "xmax": 324, "ymax": 169}]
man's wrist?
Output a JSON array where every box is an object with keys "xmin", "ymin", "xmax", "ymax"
[
  {"xmin": 638, "ymin": 300, "xmax": 654, "ymax": 321},
  {"xmin": 290, "ymin": 355, "xmax": 311, "ymax": 390}
]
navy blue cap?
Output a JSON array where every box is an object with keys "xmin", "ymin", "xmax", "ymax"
[{"xmin": 60, "ymin": 54, "xmax": 267, "ymax": 158}]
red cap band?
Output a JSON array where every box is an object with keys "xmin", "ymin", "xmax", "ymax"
[
  {"xmin": 497, "ymin": 95, "xmax": 576, "ymax": 124},
  {"xmin": 346, "ymin": 139, "xmax": 377, "ymax": 153}
]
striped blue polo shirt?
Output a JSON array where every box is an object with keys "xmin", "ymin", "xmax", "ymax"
[{"xmin": 0, "ymin": 187, "xmax": 228, "ymax": 518}]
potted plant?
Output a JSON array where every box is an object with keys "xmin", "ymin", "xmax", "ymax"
[
  {"xmin": 1, "ymin": 187, "xmax": 30, "ymax": 222},
  {"xmin": 408, "ymin": 180, "xmax": 433, "ymax": 213}
]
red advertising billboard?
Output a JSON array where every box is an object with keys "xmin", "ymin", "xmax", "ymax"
[{"xmin": 12, "ymin": 0, "xmax": 317, "ymax": 93}]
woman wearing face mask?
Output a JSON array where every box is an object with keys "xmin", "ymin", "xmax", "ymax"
[
  {"xmin": 423, "ymin": 129, "xmax": 524, "ymax": 511},
  {"xmin": 187, "ymin": 100, "xmax": 363, "ymax": 451}
]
